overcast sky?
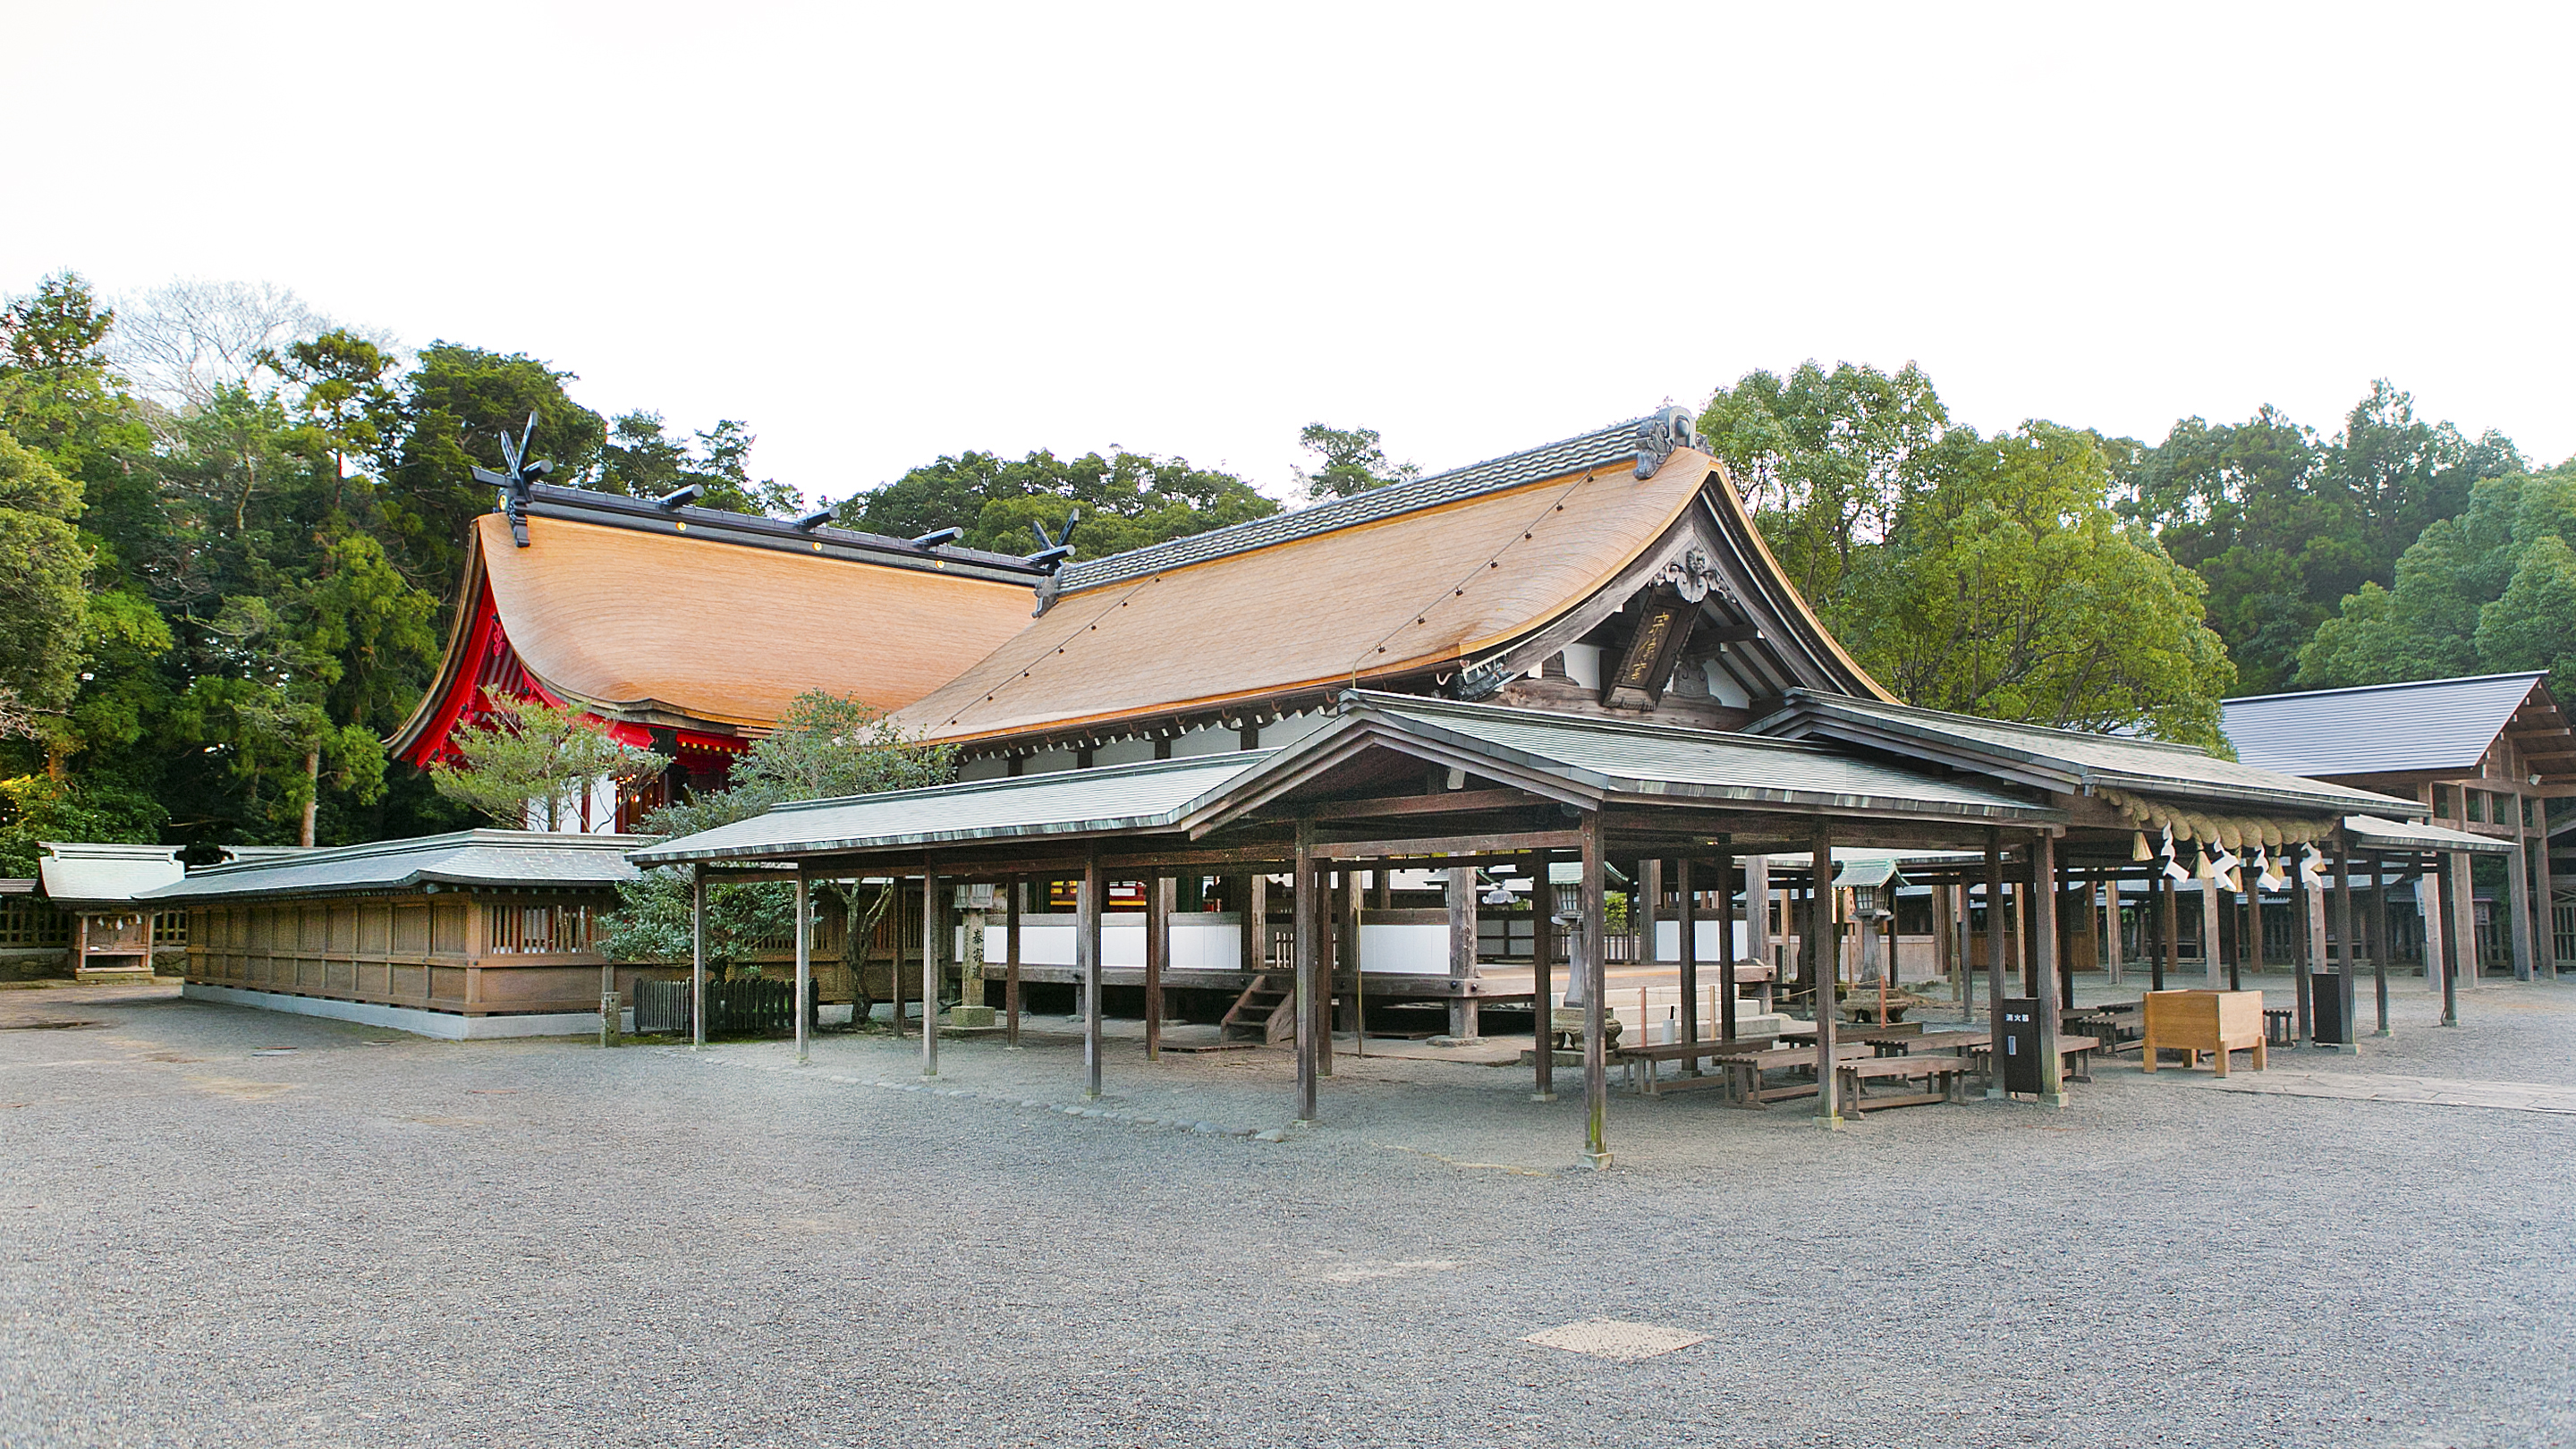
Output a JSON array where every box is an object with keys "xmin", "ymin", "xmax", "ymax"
[{"xmin": 13, "ymin": 2, "xmax": 2571, "ymax": 507}]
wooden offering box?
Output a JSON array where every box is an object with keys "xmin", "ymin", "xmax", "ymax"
[{"xmin": 2140, "ymin": 989, "xmax": 2267, "ymax": 1076}]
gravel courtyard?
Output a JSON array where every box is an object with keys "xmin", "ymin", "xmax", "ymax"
[{"xmin": 4, "ymin": 977, "xmax": 2572, "ymax": 1449}]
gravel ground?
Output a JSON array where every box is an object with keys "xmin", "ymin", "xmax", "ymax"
[{"xmin": 3, "ymin": 975, "xmax": 2572, "ymax": 1449}]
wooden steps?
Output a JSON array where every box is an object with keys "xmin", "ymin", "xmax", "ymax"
[{"xmin": 1219, "ymin": 972, "xmax": 1295, "ymax": 1045}]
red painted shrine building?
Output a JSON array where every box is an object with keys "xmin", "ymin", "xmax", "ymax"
[{"xmin": 386, "ymin": 484, "xmax": 1046, "ymax": 831}]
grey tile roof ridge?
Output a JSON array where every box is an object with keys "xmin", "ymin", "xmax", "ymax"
[
  {"xmin": 155, "ymin": 828, "xmax": 651, "ymax": 886},
  {"xmin": 2221, "ymin": 670, "xmax": 2549, "ymax": 706},
  {"xmin": 1052, "ymin": 415, "xmax": 1655, "ymax": 592},
  {"xmin": 757, "ymin": 750, "xmax": 1282, "ymax": 818},
  {"xmin": 525, "ymin": 481, "xmax": 1041, "ymax": 573},
  {"xmin": 1338, "ymin": 689, "xmax": 1863, "ymax": 760},
  {"xmin": 1767, "ymin": 690, "xmax": 2218, "ymax": 759}
]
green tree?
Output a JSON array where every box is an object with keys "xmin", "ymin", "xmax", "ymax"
[
  {"xmin": 847, "ymin": 446, "xmax": 1277, "ymax": 560},
  {"xmin": 2124, "ymin": 383, "xmax": 2521, "ymax": 693},
  {"xmin": 0, "ymin": 435, "xmax": 89, "ymax": 744},
  {"xmin": 599, "ymin": 691, "xmax": 953, "ymax": 981},
  {"xmin": 1698, "ymin": 361, "xmax": 1949, "ymax": 607},
  {"xmin": 592, "ymin": 412, "xmax": 800, "ymax": 516},
  {"xmin": 381, "ymin": 343, "xmax": 606, "ymax": 601},
  {"xmin": 181, "ymin": 594, "xmax": 390, "ymax": 845},
  {"xmin": 2300, "ymin": 458, "xmax": 2576, "ymax": 699},
  {"xmin": 1837, "ymin": 423, "xmax": 2236, "ymax": 746},
  {"xmin": 1295, "ymin": 423, "xmax": 1417, "ymax": 500},
  {"xmin": 427, "ymin": 691, "xmax": 668, "ymax": 831}
]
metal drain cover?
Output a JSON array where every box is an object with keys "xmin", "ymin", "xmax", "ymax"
[{"xmin": 1522, "ymin": 1319, "xmax": 1707, "ymax": 1360}]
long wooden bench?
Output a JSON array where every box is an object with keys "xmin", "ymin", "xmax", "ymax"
[
  {"xmin": 1835, "ymin": 1053, "xmax": 1970, "ymax": 1113},
  {"xmin": 1711, "ymin": 1043, "xmax": 1878, "ymax": 1108},
  {"xmin": 1614, "ymin": 1036, "xmax": 1780, "ymax": 1096}
]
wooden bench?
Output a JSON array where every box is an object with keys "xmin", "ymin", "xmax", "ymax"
[
  {"xmin": 1614, "ymin": 1036, "xmax": 1780, "ymax": 1097},
  {"xmin": 1710, "ymin": 1042, "xmax": 1877, "ymax": 1107},
  {"xmin": 2140, "ymin": 989, "xmax": 2267, "ymax": 1077},
  {"xmin": 1835, "ymin": 1053, "xmax": 1969, "ymax": 1113}
]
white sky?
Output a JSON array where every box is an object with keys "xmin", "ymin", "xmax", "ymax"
[{"xmin": 13, "ymin": 2, "xmax": 2572, "ymax": 509}]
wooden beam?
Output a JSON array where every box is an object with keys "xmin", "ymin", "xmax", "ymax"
[
  {"xmin": 1309, "ymin": 827, "xmax": 1584, "ymax": 861},
  {"xmin": 1282, "ymin": 788, "xmax": 1532, "ymax": 821}
]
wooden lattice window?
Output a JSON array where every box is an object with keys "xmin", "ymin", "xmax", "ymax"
[
  {"xmin": 487, "ymin": 902, "xmax": 598, "ymax": 955},
  {"xmin": 151, "ymin": 911, "xmax": 187, "ymax": 946},
  {"xmin": 0, "ymin": 896, "xmax": 70, "ymax": 946}
]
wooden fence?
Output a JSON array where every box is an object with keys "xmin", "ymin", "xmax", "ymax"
[{"xmin": 633, "ymin": 976, "xmax": 819, "ymax": 1037}]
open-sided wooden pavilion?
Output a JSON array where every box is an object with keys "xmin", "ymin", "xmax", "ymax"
[{"xmin": 636, "ymin": 681, "xmax": 2419, "ymax": 1164}]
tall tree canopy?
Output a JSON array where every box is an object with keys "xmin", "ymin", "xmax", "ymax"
[
  {"xmin": 845, "ymin": 446, "xmax": 1278, "ymax": 560},
  {"xmin": 1699, "ymin": 361, "xmax": 1949, "ymax": 607},
  {"xmin": 1295, "ymin": 423, "xmax": 1417, "ymax": 501},
  {"xmin": 1837, "ymin": 423, "xmax": 2233, "ymax": 744},
  {"xmin": 1701, "ymin": 364, "xmax": 2233, "ymax": 747},
  {"xmin": 2297, "ymin": 455, "xmax": 2576, "ymax": 699},
  {"xmin": 2120, "ymin": 383, "xmax": 2521, "ymax": 693}
]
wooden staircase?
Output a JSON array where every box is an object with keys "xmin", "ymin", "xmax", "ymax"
[{"xmin": 1219, "ymin": 972, "xmax": 1297, "ymax": 1045}]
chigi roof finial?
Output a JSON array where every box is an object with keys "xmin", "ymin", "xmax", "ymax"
[{"xmin": 471, "ymin": 411, "xmax": 556, "ymax": 548}]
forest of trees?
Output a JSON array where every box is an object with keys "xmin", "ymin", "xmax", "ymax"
[{"xmin": 2, "ymin": 267, "xmax": 2562, "ymax": 870}]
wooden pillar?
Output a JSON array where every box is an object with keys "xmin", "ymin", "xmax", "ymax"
[
  {"xmin": 1335, "ymin": 869, "xmax": 1360, "ymax": 1039},
  {"xmin": 2535, "ymin": 801, "xmax": 2560, "ymax": 979},
  {"xmin": 1293, "ymin": 825, "xmax": 1318, "ymax": 1122},
  {"xmin": 920, "ymin": 864, "xmax": 941, "ymax": 1077},
  {"xmin": 2333, "ymin": 838, "xmax": 2359, "ymax": 1052},
  {"xmin": 1313, "ymin": 866, "xmax": 1335, "ymax": 1077},
  {"xmin": 1528, "ymin": 852, "xmax": 1555, "ymax": 1101},
  {"xmin": 1240, "ymin": 871, "xmax": 1267, "ymax": 979},
  {"xmin": 2032, "ymin": 831, "xmax": 2065, "ymax": 1106},
  {"xmin": 2292, "ymin": 857, "xmax": 2315, "ymax": 1040},
  {"xmin": 1445, "ymin": 865, "xmax": 1479, "ymax": 1041},
  {"xmin": 1744, "ymin": 855, "xmax": 1770, "ymax": 970},
  {"xmin": 1005, "ymin": 874, "xmax": 1023, "ymax": 1048},
  {"xmin": 792, "ymin": 872, "xmax": 812, "ymax": 1066},
  {"xmin": 2417, "ymin": 867, "xmax": 2445, "ymax": 996},
  {"xmin": 1080, "ymin": 848, "xmax": 1104, "ymax": 1099},
  {"xmin": 2436, "ymin": 852, "xmax": 2462, "ymax": 1027},
  {"xmin": 2507, "ymin": 822, "xmax": 2537, "ymax": 982},
  {"xmin": 2369, "ymin": 851, "xmax": 2391, "ymax": 1038},
  {"xmin": 2158, "ymin": 871, "xmax": 2177, "ymax": 995},
  {"xmin": 2104, "ymin": 871, "xmax": 2123, "ymax": 985},
  {"xmin": 1984, "ymin": 838, "xmax": 2007, "ymax": 1079},
  {"xmin": 1642, "ymin": 858, "xmax": 1665, "ymax": 966},
  {"xmin": 1145, "ymin": 873, "xmax": 1168, "ymax": 1063},
  {"xmin": 888, "ymin": 878, "xmax": 906, "ymax": 1040},
  {"xmin": 690, "ymin": 865, "xmax": 706, "ymax": 1050},
  {"xmin": 2199, "ymin": 878, "xmax": 2223, "ymax": 991},
  {"xmin": 1580, "ymin": 811, "xmax": 1611, "ymax": 1167},
  {"xmin": 1811, "ymin": 822, "xmax": 1842, "ymax": 1128},
  {"xmin": 1676, "ymin": 857, "xmax": 1699, "ymax": 1047},
  {"xmin": 2056, "ymin": 852, "xmax": 2077, "ymax": 1012},
  {"xmin": 2448, "ymin": 849, "xmax": 2478, "ymax": 987}
]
